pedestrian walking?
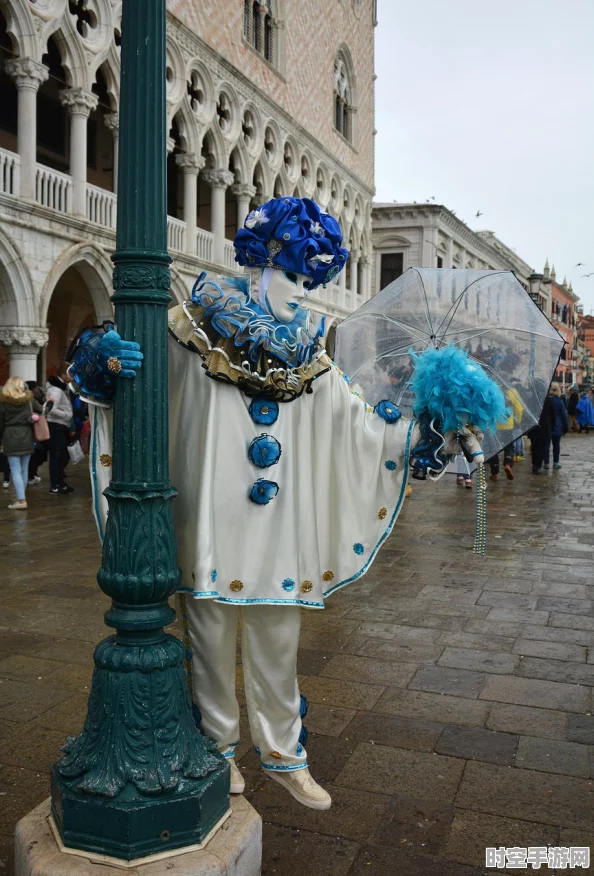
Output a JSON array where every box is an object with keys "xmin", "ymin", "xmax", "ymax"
[
  {"xmin": 576, "ymin": 391, "xmax": 594, "ymax": 434},
  {"xmin": 488, "ymin": 443, "xmax": 515, "ymax": 481},
  {"xmin": 544, "ymin": 383, "xmax": 568, "ymax": 469},
  {"xmin": 528, "ymin": 393, "xmax": 556, "ymax": 474},
  {"xmin": 567, "ymin": 385, "xmax": 579, "ymax": 432},
  {"xmin": 0, "ymin": 376, "xmax": 43, "ymax": 509},
  {"xmin": 45, "ymin": 371, "xmax": 75, "ymax": 494}
]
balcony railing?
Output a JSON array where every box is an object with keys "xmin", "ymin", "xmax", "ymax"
[
  {"xmin": 0, "ymin": 146, "xmax": 357, "ymax": 315},
  {"xmin": 87, "ymin": 184, "xmax": 116, "ymax": 229},
  {"xmin": 167, "ymin": 216, "xmax": 186, "ymax": 252},
  {"xmin": 35, "ymin": 164, "xmax": 72, "ymax": 213},
  {"xmin": 0, "ymin": 149, "xmax": 19, "ymax": 196}
]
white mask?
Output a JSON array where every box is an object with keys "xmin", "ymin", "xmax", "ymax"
[{"xmin": 262, "ymin": 269, "xmax": 312, "ymax": 323}]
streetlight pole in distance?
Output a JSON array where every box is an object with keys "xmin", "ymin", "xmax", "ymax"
[{"xmin": 49, "ymin": 0, "xmax": 229, "ymax": 859}]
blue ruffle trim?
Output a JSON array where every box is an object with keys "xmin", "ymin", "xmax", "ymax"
[{"xmin": 409, "ymin": 412, "xmax": 449, "ymax": 480}]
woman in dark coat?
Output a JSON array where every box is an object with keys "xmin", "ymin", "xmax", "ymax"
[
  {"xmin": 544, "ymin": 383, "xmax": 568, "ymax": 469},
  {"xmin": 528, "ymin": 393, "xmax": 556, "ymax": 475},
  {"xmin": 0, "ymin": 376, "xmax": 43, "ymax": 509},
  {"xmin": 567, "ymin": 386, "xmax": 579, "ymax": 432}
]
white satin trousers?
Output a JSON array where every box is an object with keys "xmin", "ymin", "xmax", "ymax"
[{"xmin": 185, "ymin": 599, "xmax": 308, "ymax": 772}]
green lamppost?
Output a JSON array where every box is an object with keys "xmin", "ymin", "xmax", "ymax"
[{"xmin": 49, "ymin": 0, "xmax": 229, "ymax": 860}]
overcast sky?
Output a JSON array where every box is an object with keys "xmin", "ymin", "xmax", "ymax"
[{"xmin": 374, "ymin": 0, "xmax": 594, "ymax": 313}]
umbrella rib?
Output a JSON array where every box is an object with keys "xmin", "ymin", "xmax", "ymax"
[
  {"xmin": 478, "ymin": 360, "xmax": 540, "ymax": 428},
  {"xmin": 433, "ymin": 272, "xmax": 510, "ymax": 340},
  {"xmin": 413, "ymin": 268, "xmax": 436, "ymax": 337},
  {"xmin": 348, "ymin": 347, "xmax": 422, "ymax": 383},
  {"xmin": 440, "ymin": 325, "xmax": 566, "ymax": 343},
  {"xmin": 350, "ymin": 311, "xmax": 432, "ymax": 343}
]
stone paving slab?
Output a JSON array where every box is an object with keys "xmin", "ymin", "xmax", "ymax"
[{"xmin": 3, "ymin": 438, "xmax": 594, "ymax": 874}]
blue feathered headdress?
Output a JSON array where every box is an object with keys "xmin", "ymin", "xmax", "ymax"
[
  {"xmin": 233, "ymin": 197, "xmax": 349, "ymax": 291},
  {"xmin": 409, "ymin": 345, "xmax": 509, "ymax": 434}
]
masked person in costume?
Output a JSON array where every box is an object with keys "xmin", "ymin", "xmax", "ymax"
[{"xmin": 68, "ymin": 197, "xmax": 505, "ymax": 811}]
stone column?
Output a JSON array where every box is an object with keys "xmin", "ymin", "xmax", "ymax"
[
  {"xmin": 60, "ymin": 87, "xmax": 99, "ymax": 216},
  {"xmin": 350, "ymin": 249, "xmax": 361, "ymax": 297},
  {"xmin": 0, "ymin": 327, "xmax": 48, "ymax": 383},
  {"xmin": 459, "ymin": 246, "xmax": 467, "ymax": 270},
  {"xmin": 202, "ymin": 169, "xmax": 234, "ymax": 265},
  {"xmin": 5, "ymin": 58, "xmax": 49, "ymax": 199},
  {"xmin": 103, "ymin": 112, "xmax": 119, "ymax": 193},
  {"xmin": 422, "ymin": 226, "xmax": 439, "ymax": 267},
  {"xmin": 256, "ymin": 3, "xmax": 267, "ymax": 52},
  {"xmin": 361, "ymin": 258, "xmax": 372, "ymax": 301},
  {"xmin": 176, "ymin": 153, "xmax": 205, "ymax": 255},
  {"xmin": 445, "ymin": 236, "xmax": 454, "ymax": 269},
  {"xmin": 232, "ymin": 182, "xmax": 257, "ymax": 231}
]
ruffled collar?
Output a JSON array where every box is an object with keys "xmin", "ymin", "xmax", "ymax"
[{"xmin": 189, "ymin": 271, "xmax": 324, "ymax": 369}]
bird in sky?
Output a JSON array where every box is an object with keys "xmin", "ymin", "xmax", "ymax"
[
  {"xmin": 574, "ymin": 262, "xmax": 586, "ymax": 268},
  {"xmin": 475, "ymin": 210, "xmax": 483, "ymax": 218},
  {"xmin": 582, "ymin": 273, "xmax": 594, "ymax": 278}
]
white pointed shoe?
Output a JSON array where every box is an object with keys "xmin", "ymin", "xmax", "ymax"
[
  {"xmin": 267, "ymin": 767, "xmax": 332, "ymax": 810},
  {"xmin": 229, "ymin": 760, "xmax": 245, "ymax": 794}
]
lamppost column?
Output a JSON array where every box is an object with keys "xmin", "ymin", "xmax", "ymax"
[
  {"xmin": 231, "ymin": 182, "xmax": 257, "ymax": 231},
  {"xmin": 60, "ymin": 88, "xmax": 99, "ymax": 216},
  {"xmin": 5, "ymin": 58, "xmax": 48, "ymax": 199},
  {"xmin": 103, "ymin": 112, "xmax": 120, "ymax": 193},
  {"xmin": 0, "ymin": 327, "xmax": 48, "ymax": 382},
  {"xmin": 202, "ymin": 169, "xmax": 234, "ymax": 265},
  {"xmin": 50, "ymin": 0, "xmax": 229, "ymax": 859},
  {"xmin": 176, "ymin": 153, "xmax": 205, "ymax": 255}
]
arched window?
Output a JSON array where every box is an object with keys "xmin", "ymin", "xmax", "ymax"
[
  {"xmin": 243, "ymin": 2, "xmax": 280, "ymax": 68},
  {"xmin": 334, "ymin": 51, "xmax": 355, "ymax": 144}
]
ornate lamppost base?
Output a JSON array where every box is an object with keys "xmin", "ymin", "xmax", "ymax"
[{"xmin": 15, "ymin": 796, "xmax": 262, "ymax": 876}]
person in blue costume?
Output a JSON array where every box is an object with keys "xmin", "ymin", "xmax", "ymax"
[{"xmin": 68, "ymin": 197, "xmax": 498, "ymax": 811}]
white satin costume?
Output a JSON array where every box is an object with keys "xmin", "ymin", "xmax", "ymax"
[{"xmin": 88, "ymin": 294, "xmax": 418, "ymax": 775}]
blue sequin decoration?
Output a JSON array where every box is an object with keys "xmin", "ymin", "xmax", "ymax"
[
  {"xmin": 384, "ymin": 460, "xmax": 397, "ymax": 471},
  {"xmin": 300, "ymin": 695, "xmax": 309, "ymax": 719},
  {"xmin": 210, "ymin": 569, "xmax": 218, "ymax": 583},
  {"xmin": 248, "ymin": 433, "xmax": 282, "ymax": 468},
  {"xmin": 249, "ymin": 397, "xmax": 279, "ymax": 426},
  {"xmin": 254, "ymin": 746, "xmax": 261, "ymax": 756},
  {"xmin": 296, "ymin": 743, "xmax": 304, "ymax": 756},
  {"xmin": 375, "ymin": 400, "xmax": 402, "ymax": 423},
  {"xmin": 353, "ymin": 542, "xmax": 364, "ymax": 555},
  {"xmin": 249, "ymin": 479, "xmax": 279, "ymax": 505},
  {"xmin": 282, "ymin": 578, "xmax": 296, "ymax": 591}
]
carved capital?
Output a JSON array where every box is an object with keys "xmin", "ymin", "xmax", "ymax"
[
  {"xmin": 175, "ymin": 153, "xmax": 205, "ymax": 173},
  {"xmin": 59, "ymin": 87, "xmax": 99, "ymax": 117},
  {"xmin": 5, "ymin": 57, "xmax": 49, "ymax": 90},
  {"xmin": 0, "ymin": 326, "xmax": 49, "ymax": 348},
  {"xmin": 166, "ymin": 137, "xmax": 176, "ymax": 155},
  {"xmin": 231, "ymin": 183, "xmax": 257, "ymax": 200},
  {"xmin": 350, "ymin": 249, "xmax": 362, "ymax": 262},
  {"xmin": 103, "ymin": 112, "xmax": 119, "ymax": 135},
  {"xmin": 202, "ymin": 169, "xmax": 235, "ymax": 190}
]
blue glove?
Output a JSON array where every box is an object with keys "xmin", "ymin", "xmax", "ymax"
[{"xmin": 98, "ymin": 330, "xmax": 143, "ymax": 379}]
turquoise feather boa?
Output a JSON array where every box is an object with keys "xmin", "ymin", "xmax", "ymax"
[{"xmin": 410, "ymin": 345, "xmax": 509, "ymax": 434}]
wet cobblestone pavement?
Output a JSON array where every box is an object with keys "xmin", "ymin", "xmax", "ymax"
[{"xmin": 1, "ymin": 434, "xmax": 594, "ymax": 874}]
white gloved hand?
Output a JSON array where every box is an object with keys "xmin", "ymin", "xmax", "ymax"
[{"xmin": 444, "ymin": 426, "xmax": 485, "ymax": 465}]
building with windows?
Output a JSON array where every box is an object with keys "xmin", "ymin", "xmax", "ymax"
[
  {"xmin": 371, "ymin": 202, "xmax": 540, "ymax": 299},
  {"xmin": 548, "ymin": 266, "xmax": 579, "ymax": 387},
  {"xmin": 0, "ymin": 0, "xmax": 375, "ymax": 382}
]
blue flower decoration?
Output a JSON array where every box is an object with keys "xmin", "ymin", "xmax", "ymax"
[
  {"xmin": 248, "ymin": 433, "xmax": 281, "ymax": 468},
  {"xmin": 233, "ymin": 197, "xmax": 349, "ymax": 291},
  {"xmin": 375, "ymin": 400, "xmax": 402, "ymax": 423},
  {"xmin": 210, "ymin": 569, "xmax": 218, "ymax": 583},
  {"xmin": 296, "ymin": 743, "xmax": 304, "ymax": 756},
  {"xmin": 300, "ymin": 695, "xmax": 309, "ymax": 719},
  {"xmin": 282, "ymin": 578, "xmax": 296, "ymax": 592},
  {"xmin": 384, "ymin": 460, "xmax": 397, "ymax": 471},
  {"xmin": 254, "ymin": 746, "xmax": 261, "ymax": 756},
  {"xmin": 249, "ymin": 397, "xmax": 279, "ymax": 426},
  {"xmin": 353, "ymin": 542, "xmax": 365, "ymax": 555},
  {"xmin": 249, "ymin": 479, "xmax": 279, "ymax": 505}
]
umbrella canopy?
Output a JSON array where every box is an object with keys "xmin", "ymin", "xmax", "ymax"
[{"xmin": 336, "ymin": 268, "xmax": 565, "ymax": 459}]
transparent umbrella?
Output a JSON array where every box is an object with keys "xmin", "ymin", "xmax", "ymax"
[{"xmin": 336, "ymin": 269, "xmax": 565, "ymax": 460}]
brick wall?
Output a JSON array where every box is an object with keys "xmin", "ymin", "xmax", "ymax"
[{"xmin": 167, "ymin": 0, "xmax": 375, "ymax": 191}]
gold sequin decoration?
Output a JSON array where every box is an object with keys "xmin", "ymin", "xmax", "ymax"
[
  {"xmin": 322, "ymin": 571, "xmax": 335, "ymax": 582},
  {"xmin": 378, "ymin": 507, "xmax": 388, "ymax": 520},
  {"xmin": 301, "ymin": 580, "xmax": 313, "ymax": 593},
  {"xmin": 99, "ymin": 454, "xmax": 112, "ymax": 467},
  {"xmin": 269, "ymin": 750, "xmax": 282, "ymax": 759},
  {"xmin": 230, "ymin": 580, "xmax": 244, "ymax": 592}
]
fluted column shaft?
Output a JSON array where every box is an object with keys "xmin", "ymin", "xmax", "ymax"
[
  {"xmin": 60, "ymin": 88, "xmax": 99, "ymax": 215},
  {"xmin": 5, "ymin": 58, "xmax": 48, "ymax": 199}
]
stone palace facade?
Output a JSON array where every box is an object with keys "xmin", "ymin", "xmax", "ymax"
[{"xmin": 0, "ymin": 0, "xmax": 376, "ymax": 381}]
